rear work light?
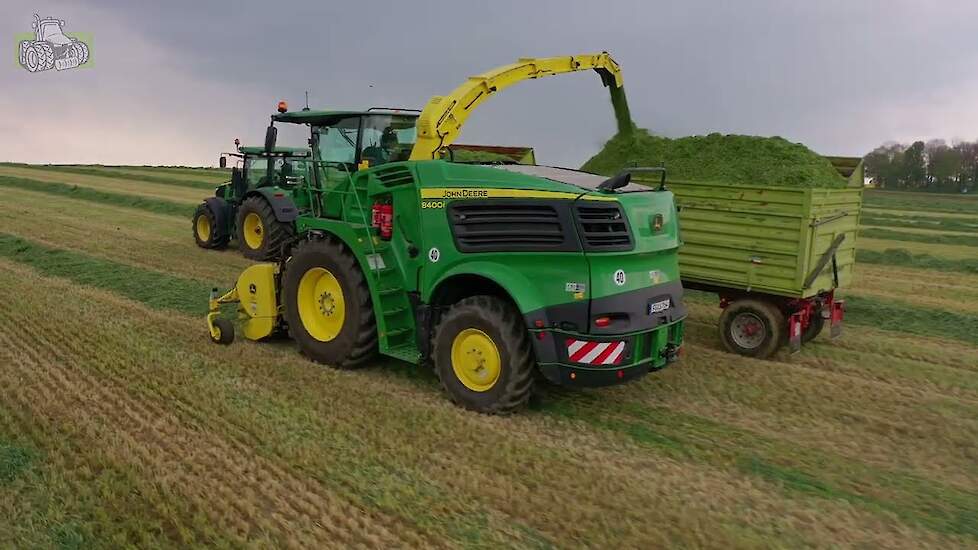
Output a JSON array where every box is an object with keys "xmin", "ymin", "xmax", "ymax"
[{"xmin": 371, "ymin": 203, "xmax": 394, "ymax": 240}]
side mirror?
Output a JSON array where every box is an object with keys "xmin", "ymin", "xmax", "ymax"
[
  {"xmin": 264, "ymin": 124, "xmax": 278, "ymax": 153},
  {"xmin": 598, "ymin": 172, "xmax": 631, "ymax": 192},
  {"xmin": 219, "ymin": 156, "xmax": 227, "ymax": 169}
]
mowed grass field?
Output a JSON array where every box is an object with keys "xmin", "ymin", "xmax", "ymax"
[{"xmin": 0, "ymin": 163, "xmax": 976, "ymax": 548}]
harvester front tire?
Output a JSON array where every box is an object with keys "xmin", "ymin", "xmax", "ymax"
[
  {"xmin": 193, "ymin": 203, "xmax": 229, "ymax": 249},
  {"xmin": 236, "ymin": 196, "xmax": 294, "ymax": 261},
  {"xmin": 718, "ymin": 299, "xmax": 786, "ymax": 359},
  {"xmin": 432, "ymin": 296, "xmax": 535, "ymax": 414},
  {"xmin": 283, "ymin": 238, "xmax": 377, "ymax": 368},
  {"xmin": 211, "ymin": 318, "xmax": 235, "ymax": 345}
]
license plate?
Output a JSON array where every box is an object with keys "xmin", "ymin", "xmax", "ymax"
[{"xmin": 648, "ymin": 299, "xmax": 671, "ymax": 315}]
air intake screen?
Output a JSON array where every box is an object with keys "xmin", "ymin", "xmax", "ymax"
[
  {"xmin": 574, "ymin": 203, "xmax": 633, "ymax": 251},
  {"xmin": 449, "ymin": 201, "xmax": 576, "ymax": 252}
]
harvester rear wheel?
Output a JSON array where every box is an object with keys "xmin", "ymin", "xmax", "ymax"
[
  {"xmin": 193, "ymin": 203, "xmax": 229, "ymax": 249},
  {"xmin": 282, "ymin": 238, "xmax": 377, "ymax": 368},
  {"xmin": 432, "ymin": 296, "xmax": 535, "ymax": 414},
  {"xmin": 718, "ymin": 299, "xmax": 786, "ymax": 359},
  {"xmin": 236, "ymin": 196, "xmax": 294, "ymax": 261}
]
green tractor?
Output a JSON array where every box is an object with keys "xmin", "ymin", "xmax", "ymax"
[
  {"xmin": 207, "ymin": 53, "xmax": 687, "ymax": 413},
  {"xmin": 193, "ymin": 142, "xmax": 312, "ymax": 260}
]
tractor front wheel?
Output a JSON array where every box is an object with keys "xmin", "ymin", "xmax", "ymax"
[
  {"xmin": 193, "ymin": 203, "xmax": 229, "ymax": 249},
  {"xmin": 282, "ymin": 238, "xmax": 377, "ymax": 368},
  {"xmin": 432, "ymin": 296, "xmax": 535, "ymax": 414},
  {"xmin": 236, "ymin": 196, "xmax": 294, "ymax": 261},
  {"xmin": 718, "ymin": 299, "xmax": 786, "ymax": 359}
]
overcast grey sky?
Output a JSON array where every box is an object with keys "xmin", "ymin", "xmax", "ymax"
[{"xmin": 3, "ymin": 0, "xmax": 978, "ymax": 167}]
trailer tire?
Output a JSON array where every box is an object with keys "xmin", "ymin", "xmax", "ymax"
[
  {"xmin": 283, "ymin": 238, "xmax": 377, "ymax": 368},
  {"xmin": 236, "ymin": 196, "xmax": 294, "ymax": 261},
  {"xmin": 432, "ymin": 295, "xmax": 534, "ymax": 414},
  {"xmin": 193, "ymin": 203, "xmax": 229, "ymax": 249},
  {"xmin": 801, "ymin": 315, "xmax": 825, "ymax": 344},
  {"xmin": 719, "ymin": 299, "xmax": 785, "ymax": 359}
]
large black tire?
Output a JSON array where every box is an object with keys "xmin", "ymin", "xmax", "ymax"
[
  {"xmin": 432, "ymin": 296, "xmax": 535, "ymax": 414},
  {"xmin": 35, "ymin": 42, "xmax": 54, "ymax": 71},
  {"xmin": 800, "ymin": 314, "xmax": 825, "ymax": 344},
  {"xmin": 192, "ymin": 203, "xmax": 229, "ymax": 249},
  {"xmin": 718, "ymin": 299, "xmax": 786, "ymax": 359},
  {"xmin": 236, "ymin": 196, "xmax": 294, "ymax": 261},
  {"xmin": 71, "ymin": 40, "xmax": 90, "ymax": 65},
  {"xmin": 282, "ymin": 238, "xmax": 377, "ymax": 368}
]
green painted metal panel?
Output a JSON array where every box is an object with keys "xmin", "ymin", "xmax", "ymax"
[{"xmin": 666, "ymin": 179, "xmax": 863, "ymax": 298}]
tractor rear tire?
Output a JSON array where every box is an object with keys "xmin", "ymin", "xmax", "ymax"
[
  {"xmin": 193, "ymin": 203, "xmax": 229, "ymax": 249},
  {"xmin": 718, "ymin": 299, "xmax": 786, "ymax": 359},
  {"xmin": 282, "ymin": 237, "xmax": 377, "ymax": 368},
  {"xmin": 71, "ymin": 40, "xmax": 89, "ymax": 65},
  {"xmin": 432, "ymin": 295, "xmax": 535, "ymax": 414},
  {"xmin": 236, "ymin": 196, "xmax": 294, "ymax": 261},
  {"xmin": 34, "ymin": 42, "xmax": 54, "ymax": 71}
]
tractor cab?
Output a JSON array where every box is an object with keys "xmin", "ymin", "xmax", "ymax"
[
  {"xmin": 34, "ymin": 16, "xmax": 73, "ymax": 45},
  {"xmin": 226, "ymin": 146, "xmax": 312, "ymax": 194}
]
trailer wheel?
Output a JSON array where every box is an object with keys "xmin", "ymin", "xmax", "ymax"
[
  {"xmin": 282, "ymin": 238, "xmax": 377, "ymax": 368},
  {"xmin": 193, "ymin": 203, "xmax": 229, "ymax": 249},
  {"xmin": 801, "ymin": 315, "xmax": 825, "ymax": 344},
  {"xmin": 432, "ymin": 296, "xmax": 535, "ymax": 414},
  {"xmin": 719, "ymin": 299, "xmax": 785, "ymax": 359},
  {"xmin": 236, "ymin": 196, "xmax": 294, "ymax": 261}
]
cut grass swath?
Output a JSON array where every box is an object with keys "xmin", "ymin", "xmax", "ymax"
[
  {"xmin": 857, "ymin": 248, "xmax": 978, "ymax": 275},
  {"xmin": 0, "ymin": 232, "xmax": 212, "ymax": 314},
  {"xmin": 860, "ymin": 228, "xmax": 978, "ymax": 247},
  {"xmin": 36, "ymin": 165, "xmax": 219, "ymax": 190},
  {"xmin": 0, "ymin": 176, "xmax": 193, "ymax": 218}
]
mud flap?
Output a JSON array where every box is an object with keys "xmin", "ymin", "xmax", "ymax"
[
  {"xmin": 788, "ymin": 312, "xmax": 803, "ymax": 354},
  {"xmin": 830, "ymin": 299, "xmax": 845, "ymax": 340}
]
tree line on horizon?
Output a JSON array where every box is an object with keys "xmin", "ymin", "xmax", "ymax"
[{"xmin": 863, "ymin": 139, "xmax": 978, "ymax": 193}]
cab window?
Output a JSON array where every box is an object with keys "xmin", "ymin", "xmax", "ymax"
[{"xmin": 360, "ymin": 115, "xmax": 417, "ymax": 167}]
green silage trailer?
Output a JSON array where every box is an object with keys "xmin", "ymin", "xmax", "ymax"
[{"xmin": 662, "ymin": 157, "xmax": 864, "ymax": 359}]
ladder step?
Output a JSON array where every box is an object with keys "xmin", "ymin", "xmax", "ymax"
[
  {"xmin": 383, "ymin": 307, "xmax": 408, "ymax": 316},
  {"xmin": 386, "ymin": 344, "xmax": 420, "ymax": 364},
  {"xmin": 385, "ymin": 327, "xmax": 412, "ymax": 338},
  {"xmin": 378, "ymin": 287, "xmax": 401, "ymax": 296}
]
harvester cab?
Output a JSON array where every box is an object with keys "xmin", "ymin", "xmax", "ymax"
[
  {"xmin": 193, "ymin": 144, "xmax": 312, "ymax": 260},
  {"xmin": 208, "ymin": 53, "xmax": 688, "ymax": 413}
]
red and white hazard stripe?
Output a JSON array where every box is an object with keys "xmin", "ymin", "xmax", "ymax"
[{"xmin": 565, "ymin": 338, "xmax": 626, "ymax": 365}]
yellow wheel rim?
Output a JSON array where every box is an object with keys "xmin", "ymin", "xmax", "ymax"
[
  {"xmin": 196, "ymin": 215, "xmax": 211, "ymax": 242},
  {"xmin": 297, "ymin": 267, "xmax": 346, "ymax": 342},
  {"xmin": 450, "ymin": 328, "xmax": 501, "ymax": 392},
  {"xmin": 243, "ymin": 212, "xmax": 265, "ymax": 250}
]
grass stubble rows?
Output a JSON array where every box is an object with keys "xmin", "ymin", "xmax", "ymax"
[{"xmin": 0, "ymin": 168, "xmax": 976, "ymax": 547}]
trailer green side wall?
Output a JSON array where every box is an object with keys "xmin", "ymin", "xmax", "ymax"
[{"xmin": 652, "ymin": 159, "xmax": 864, "ymax": 299}]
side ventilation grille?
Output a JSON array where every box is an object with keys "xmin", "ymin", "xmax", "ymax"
[
  {"xmin": 375, "ymin": 165, "xmax": 415, "ymax": 187},
  {"xmin": 449, "ymin": 202, "xmax": 574, "ymax": 252},
  {"xmin": 574, "ymin": 203, "xmax": 633, "ymax": 250}
]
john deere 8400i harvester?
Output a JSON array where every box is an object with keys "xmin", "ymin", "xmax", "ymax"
[{"xmin": 207, "ymin": 53, "xmax": 686, "ymax": 413}]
